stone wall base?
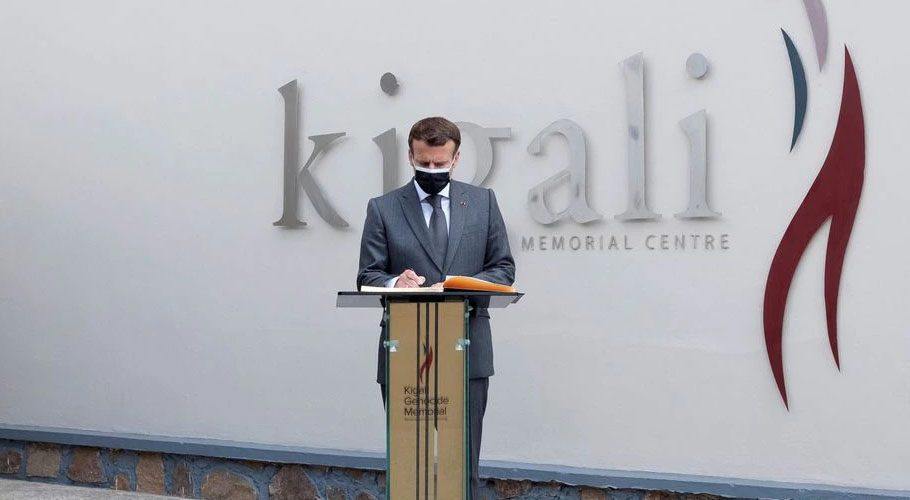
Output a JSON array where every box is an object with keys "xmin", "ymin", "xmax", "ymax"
[{"xmin": 0, "ymin": 439, "xmax": 729, "ymax": 499}]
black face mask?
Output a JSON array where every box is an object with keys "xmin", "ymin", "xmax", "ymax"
[{"xmin": 413, "ymin": 166, "xmax": 451, "ymax": 195}]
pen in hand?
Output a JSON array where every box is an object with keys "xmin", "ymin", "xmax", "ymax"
[{"xmin": 394, "ymin": 268, "xmax": 426, "ymax": 288}]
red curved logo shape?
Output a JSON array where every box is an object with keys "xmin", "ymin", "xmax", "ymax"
[
  {"xmin": 763, "ymin": 47, "xmax": 865, "ymax": 409},
  {"xmin": 418, "ymin": 343, "xmax": 434, "ymax": 385}
]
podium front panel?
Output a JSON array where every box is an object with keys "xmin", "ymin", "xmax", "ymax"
[{"xmin": 387, "ymin": 300, "xmax": 468, "ymax": 500}]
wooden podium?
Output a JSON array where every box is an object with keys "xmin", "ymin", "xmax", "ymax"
[{"xmin": 337, "ymin": 290, "xmax": 522, "ymax": 500}]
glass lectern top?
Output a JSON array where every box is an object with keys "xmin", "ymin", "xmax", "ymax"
[{"xmin": 336, "ymin": 291, "xmax": 523, "ymax": 308}]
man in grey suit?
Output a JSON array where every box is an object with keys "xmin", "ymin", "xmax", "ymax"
[{"xmin": 356, "ymin": 116, "xmax": 515, "ymax": 498}]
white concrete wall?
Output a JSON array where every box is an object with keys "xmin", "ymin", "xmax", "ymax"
[{"xmin": 2, "ymin": 0, "xmax": 908, "ymax": 491}]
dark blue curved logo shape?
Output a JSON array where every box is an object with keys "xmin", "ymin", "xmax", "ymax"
[{"xmin": 782, "ymin": 29, "xmax": 808, "ymax": 151}]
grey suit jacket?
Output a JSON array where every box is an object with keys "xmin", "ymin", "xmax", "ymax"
[{"xmin": 357, "ymin": 179, "xmax": 515, "ymax": 382}]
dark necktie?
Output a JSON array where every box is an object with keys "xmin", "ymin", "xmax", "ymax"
[{"xmin": 427, "ymin": 194, "xmax": 448, "ymax": 265}]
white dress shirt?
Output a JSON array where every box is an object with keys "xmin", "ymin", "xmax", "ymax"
[
  {"xmin": 414, "ymin": 180, "xmax": 451, "ymax": 229},
  {"xmin": 386, "ymin": 181, "xmax": 451, "ymax": 287}
]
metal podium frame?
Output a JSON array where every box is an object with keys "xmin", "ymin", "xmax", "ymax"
[{"xmin": 337, "ymin": 291, "xmax": 522, "ymax": 500}]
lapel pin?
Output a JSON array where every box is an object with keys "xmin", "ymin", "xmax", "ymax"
[{"xmin": 460, "ymin": 201, "xmax": 467, "ymax": 207}]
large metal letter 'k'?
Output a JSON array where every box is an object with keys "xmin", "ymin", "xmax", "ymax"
[{"xmin": 273, "ymin": 80, "xmax": 348, "ymax": 228}]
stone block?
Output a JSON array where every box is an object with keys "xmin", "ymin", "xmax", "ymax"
[
  {"xmin": 26, "ymin": 443, "xmax": 61, "ymax": 478},
  {"xmin": 112, "ymin": 473, "xmax": 131, "ymax": 491},
  {"xmin": 173, "ymin": 462, "xmax": 194, "ymax": 498},
  {"xmin": 268, "ymin": 464, "xmax": 318, "ymax": 500},
  {"xmin": 580, "ymin": 487, "xmax": 608, "ymax": 500},
  {"xmin": 67, "ymin": 447, "xmax": 105, "ymax": 484},
  {"xmin": 136, "ymin": 452, "xmax": 166, "ymax": 494},
  {"xmin": 644, "ymin": 492, "xmax": 680, "ymax": 500},
  {"xmin": 494, "ymin": 478, "xmax": 532, "ymax": 498},
  {"xmin": 0, "ymin": 450, "xmax": 21, "ymax": 474},
  {"xmin": 202, "ymin": 469, "xmax": 257, "ymax": 500}
]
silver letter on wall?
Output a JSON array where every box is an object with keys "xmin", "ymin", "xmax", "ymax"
[
  {"xmin": 675, "ymin": 110, "xmax": 721, "ymax": 218},
  {"xmin": 273, "ymin": 80, "xmax": 349, "ymax": 228},
  {"xmin": 455, "ymin": 122, "xmax": 511, "ymax": 186},
  {"xmin": 617, "ymin": 53, "xmax": 660, "ymax": 221},
  {"xmin": 372, "ymin": 128, "xmax": 398, "ymax": 194},
  {"xmin": 527, "ymin": 119, "xmax": 601, "ymax": 225}
]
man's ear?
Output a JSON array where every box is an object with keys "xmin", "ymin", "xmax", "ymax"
[{"xmin": 452, "ymin": 150, "xmax": 460, "ymax": 167}]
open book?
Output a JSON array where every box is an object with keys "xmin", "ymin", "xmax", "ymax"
[{"xmin": 360, "ymin": 275, "xmax": 516, "ymax": 294}]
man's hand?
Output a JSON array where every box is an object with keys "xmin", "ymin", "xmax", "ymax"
[{"xmin": 394, "ymin": 269, "xmax": 426, "ymax": 288}]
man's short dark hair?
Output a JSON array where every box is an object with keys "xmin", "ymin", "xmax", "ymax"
[{"xmin": 408, "ymin": 117, "xmax": 461, "ymax": 152}]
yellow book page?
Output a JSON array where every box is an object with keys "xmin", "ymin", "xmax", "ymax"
[{"xmin": 442, "ymin": 276, "xmax": 516, "ymax": 293}]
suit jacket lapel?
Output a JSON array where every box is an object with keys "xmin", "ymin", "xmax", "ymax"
[
  {"xmin": 398, "ymin": 183, "xmax": 444, "ymax": 272},
  {"xmin": 443, "ymin": 181, "xmax": 469, "ymax": 274}
]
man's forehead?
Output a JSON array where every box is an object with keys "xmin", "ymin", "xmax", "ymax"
[{"xmin": 411, "ymin": 140, "xmax": 457, "ymax": 158}]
